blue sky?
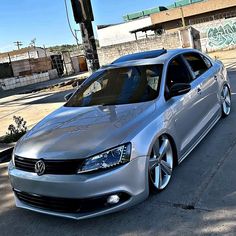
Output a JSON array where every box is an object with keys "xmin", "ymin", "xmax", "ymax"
[{"xmin": 0, "ymin": 0, "xmax": 174, "ymax": 52}]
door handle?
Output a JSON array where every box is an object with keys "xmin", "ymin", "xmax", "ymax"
[
  {"xmin": 214, "ymin": 75, "xmax": 218, "ymax": 81},
  {"xmin": 197, "ymin": 87, "xmax": 202, "ymax": 94}
]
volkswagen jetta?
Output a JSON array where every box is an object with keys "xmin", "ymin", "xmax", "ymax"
[{"xmin": 8, "ymin": 49, "xmax": 231, "ymax": 219}]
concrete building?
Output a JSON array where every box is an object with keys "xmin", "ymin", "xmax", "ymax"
[
  {"xmin": 97, "ymin": 17, "xmax": 152, "ymax": 47},
  {"xmin": 0, "ymin": 47, "xmax": 46, "ymax": 64},
  {"xmin": 97, "ymin": 0, "xmax": 236, "ymax": 66},
  {"xmin": 97, "ymin": 0, "xmax": 236, "ymax": 47},
  {"xmin": 145, "ymin": 0, "xmax": 236, "ymax": 33}
]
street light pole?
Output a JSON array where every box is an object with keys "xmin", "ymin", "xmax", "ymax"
[
  {"xmin": 70, "ymin": 0, "xmax": 100, "ymax": 72},
  {"xmin": 80, "ymin": 21, "xmax": 100, "ymax": 72}
]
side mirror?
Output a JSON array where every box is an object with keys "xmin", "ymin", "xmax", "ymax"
[
  {"xmin": 64, "ymin": 92, "xmax": 73, "ymax": 102},
  {"xmin": 170, "ymin": 83, "xmax": 191, "ymax": 97}
]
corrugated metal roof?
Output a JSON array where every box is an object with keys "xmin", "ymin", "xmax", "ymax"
[{"xmin": 123, "ymin": 0, "xmax": 205, "ymax": 21}]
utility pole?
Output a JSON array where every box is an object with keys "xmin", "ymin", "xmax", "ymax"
[
  {"xmin": 14, "ymin": 41, "xmax": 23, "ymax": 50},
  {"xmin": 70, "ymin": 0, "xmax": 100, "ymax": 72}
]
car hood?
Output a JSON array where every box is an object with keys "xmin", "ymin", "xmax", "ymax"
[{"xmin": 15, "ymin": 102, "xmax": 156, "ymax": 160}]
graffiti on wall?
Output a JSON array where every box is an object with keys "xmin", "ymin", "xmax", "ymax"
[{"xmin": 207, "ymin": 21, "xmax": 236, "ymax": 48}]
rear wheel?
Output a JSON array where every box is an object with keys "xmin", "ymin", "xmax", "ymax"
[
  {"xmin": 149, "ymin": 135, "xmax": 174, "ymax": 192},
  {"xmin": 221, "ymin": 85, "xmax": 231, "ymax": 117}
]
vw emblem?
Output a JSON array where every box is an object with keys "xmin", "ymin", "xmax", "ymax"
[{"xmin": 35, "ymin": 160, "xmax": 46, "ymax": 176}]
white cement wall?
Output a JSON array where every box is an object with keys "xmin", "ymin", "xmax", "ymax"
[
  {"xmin": 97, "ymin": 17, "xmax": 152, "ymax": 47},
  {"xmin": 0, "ymin": 72, "xmax": 50, "ymax": 90},
  {"xmin": 0, "ymin": 47, "xmax": 47, "ymax": 63}
]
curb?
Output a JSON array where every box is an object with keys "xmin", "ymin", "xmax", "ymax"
[{"xmin": 0, "ymin": 146, "xmax": 14, "ymax": 164}]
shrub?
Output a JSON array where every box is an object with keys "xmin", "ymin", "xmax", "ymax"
[{"xmin": 2, "ymin": 116, "xmax": 28, "ymax": 143}]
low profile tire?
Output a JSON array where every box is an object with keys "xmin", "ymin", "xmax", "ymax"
[
  {"xmin": 221, "ymin": 85, "xmax": 231, "ymax": 117},
  {"xmin": 149, "ymin": 135, "xmax": 174, "ymax": 193}
]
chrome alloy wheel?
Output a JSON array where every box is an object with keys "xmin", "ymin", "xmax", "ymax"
[
  {"xmin": 149, "ymin": 136, "xmax": 174, "ymax": 191},
  {"xmin": 222, "ymin": 85, "xmax": 231, "ymax": 117}
]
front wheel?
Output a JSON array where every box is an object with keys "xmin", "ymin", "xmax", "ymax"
[
  {"xmin": 149, "ymin": 135, "xmax": 174, "ymax": 192},
  {"xmin": 221, "ymin": 85, "xmax": 231, "ymax": 117}
]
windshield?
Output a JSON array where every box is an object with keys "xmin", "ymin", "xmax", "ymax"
[{"xmin": 65, "ymin": 65, "xmax": 163, "ymax": 107}]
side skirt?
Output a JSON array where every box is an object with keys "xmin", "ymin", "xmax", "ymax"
[{"xmin": 178, "ymin": 115, "xmax": 221, "ymax": 164}]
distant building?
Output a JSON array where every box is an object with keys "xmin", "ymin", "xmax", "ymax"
[
  {"xmin": 138, "ymin": 0, "xmax": 236, "ymax": 34},
  {"xmin": 0, "ymin": 47, "xmax": 47, "ymax": 64},
  {"xmin": 97, "ymin": 17, "xmax": 152, "ymax": 47},
  {"xmin": 97, "ymin": 0, "xmax": 236, "ymax": 47}
]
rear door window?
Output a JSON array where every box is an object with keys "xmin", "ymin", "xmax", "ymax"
[
  {"xmin": 166, "ymin": 56, "xmax": 192, "ymax": 91},
  {"xmin": 183, "ymin": 53, "xmax": 209, "ymax": 79}
]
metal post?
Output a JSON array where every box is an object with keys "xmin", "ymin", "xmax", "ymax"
[
  {"xmin": 28, "ymin": 51, "xmax": 32, "ymax": 74},
  {"xmin": 180, "ymin": 7, "xmax": 186, "ymax": 28},
  {"xmin": 8, "ymin": 53, "xmax": 11, "ymax": 64},
  {"xmin": 8, "ymin": 53, "xmax": 14, "ymax": 77}
]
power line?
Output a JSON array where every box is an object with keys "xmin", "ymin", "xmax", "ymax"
[{"xmin": 64, "ymin": 0, "xmax": 80, "ymax": 46}]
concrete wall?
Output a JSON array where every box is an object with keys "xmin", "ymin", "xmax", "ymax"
[
  {"xmin": 0, "ymin": 47, "xmax": 46, "ymax": 63},
  {"xmin": 97, "ymin": 17, "xmax": 152, "ymax": 47},
  {"xmin": 193, "ymin": 17, "xmax": 236, "ymax": 52},
  {"xmin": 98, "ymin": 32, "xmax": 181, "ymax": 65},
  {"xmin": 0, "ymin": 72, "xmax": 50, "ymax": 90},
  {"xmin": 0, "ymin": 52, "xmax": 36, "ymax": 64}
]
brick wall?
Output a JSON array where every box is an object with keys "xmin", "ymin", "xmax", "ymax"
[{"xmin": 98, "ymin": 32, "xmax": 181, "ymax": 65}]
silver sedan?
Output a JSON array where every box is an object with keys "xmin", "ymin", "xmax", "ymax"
[{"xmin": 8, "ymin": 49, "xmax": 231, "ymax": 219}]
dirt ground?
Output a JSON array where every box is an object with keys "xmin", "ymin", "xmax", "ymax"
[
  {"xmin": 0, "ymin": 88, "xmax": 74, "ymax": 138},
  {"xmin": 208, "ymin": 48, "xmax": 236, "ymax": 62}
]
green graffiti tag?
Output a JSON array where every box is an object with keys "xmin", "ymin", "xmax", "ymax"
[{"xmin": 207, "ymin": 21, "xmax": 236, "ymax": 48}]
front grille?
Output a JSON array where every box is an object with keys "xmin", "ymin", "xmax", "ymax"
[
  {"xmin": 15, "ymin": 156, "xmax": 83, "ymax": 175},
  {"xmin": 14, "ymin": 189, "xmax": 130, "ymax": 213}
]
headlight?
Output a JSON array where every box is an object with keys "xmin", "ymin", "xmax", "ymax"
[{"xmin": 78, "ymin": 143, "xmax": 131, "ymax": 174}]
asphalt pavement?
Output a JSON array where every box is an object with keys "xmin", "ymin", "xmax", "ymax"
[{"xmin": 0, "ymin": 71, "xmax": 236, "ymax": 236}]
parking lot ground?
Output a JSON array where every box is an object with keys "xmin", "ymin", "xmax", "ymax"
[
  {"xmin": 0, "ymin": 71, "xmax": 236, "ymax": 236},
  {"xmin": 0, "ymin": 88, "xmax": 74, "ymax": 137}
]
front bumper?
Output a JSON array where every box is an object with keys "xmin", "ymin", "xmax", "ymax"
[{"xmin": 8, "ymin": 156, "xmax": 149, "ymax": 220}]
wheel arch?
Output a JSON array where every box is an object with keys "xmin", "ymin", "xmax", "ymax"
[
  {"xmin": 148, "ymin": 132, "xmax": 179, "ymax": 167},
  {"xmin": 162, "ymin": 133, "xmax": 178, "ymax": 167}
]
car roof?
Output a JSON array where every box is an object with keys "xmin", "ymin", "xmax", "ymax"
[
  {"xmin": 112, "ymin": 49, "xmax": 168, "ymax": 64},
  {"xmin": 101, "ymin": 48, "xmax": 201, "ymax": 70}
]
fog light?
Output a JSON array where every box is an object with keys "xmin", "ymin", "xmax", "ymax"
[{"xmin": 107, "ymin": 195, "xmax": 120, "ymax": 204}]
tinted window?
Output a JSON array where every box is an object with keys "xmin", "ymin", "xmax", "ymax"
[
  {"xmin": 166, "ymin": 56, "xmax": 192, "ymax": 92},
  {"xmin": 112, "ymin": 50, "xmax": 166, "ymax": 64},
  {"xmin": 66, "ymin": 65, "xmax": 163, "ymax": 107},
  {"xmin": 183, "ymin": 53, "xmax": 208, "ymax": 78}
]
